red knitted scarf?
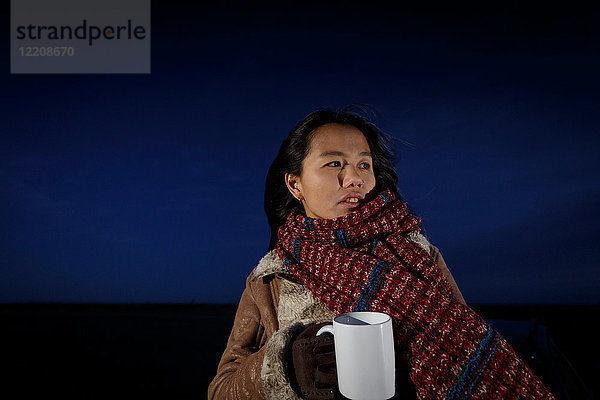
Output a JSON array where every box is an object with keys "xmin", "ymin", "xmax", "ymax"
[{"xmin": 275, "ymin": 190, "xmax": 555, "ymax": 400}]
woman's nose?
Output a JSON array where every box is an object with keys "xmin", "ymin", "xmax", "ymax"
[{"xmin": 339, "ymin": 165, "xmax": 364, "ymax": 188}]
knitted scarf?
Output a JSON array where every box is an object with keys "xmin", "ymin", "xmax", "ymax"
[{"xmin": 275, "ymin": 190, "xmax": 555, "ymax": 400}]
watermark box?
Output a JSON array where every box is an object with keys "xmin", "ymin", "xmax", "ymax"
[{"xmin": 11, "ymin": 0, "xmax": 151, "ymax": 74}]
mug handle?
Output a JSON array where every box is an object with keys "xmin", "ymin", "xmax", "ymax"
[{"xmin": 316, "ymin": 324, "xmax": 334, "ymax": 336}]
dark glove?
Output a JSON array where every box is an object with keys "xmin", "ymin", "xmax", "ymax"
[{"xmin": 288, "ymin": 322, "xmax": 338, "ymax": 399}]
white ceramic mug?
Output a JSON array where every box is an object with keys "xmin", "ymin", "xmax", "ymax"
[{"xmin": 316, "ymin": 311, "xmax": 395, "ymax": 400}]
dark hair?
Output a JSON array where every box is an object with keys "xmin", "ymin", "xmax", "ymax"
[{"xmin": 264, "ymin": 107, "xmax": 402, "ymax": 250}]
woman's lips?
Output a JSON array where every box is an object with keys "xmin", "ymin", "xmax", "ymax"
[{"xmin": 338, "ymin": 193, "xmax": 364, "ymax": 206}]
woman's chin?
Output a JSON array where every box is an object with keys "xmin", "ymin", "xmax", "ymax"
[{"xmin": 329, "ymin": 204, "xmax": 362, "ymax": 219}]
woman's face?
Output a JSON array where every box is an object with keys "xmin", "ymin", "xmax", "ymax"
[{"xmin": 286, "ymin": 123, "xmax": 376, "ymax": 220}]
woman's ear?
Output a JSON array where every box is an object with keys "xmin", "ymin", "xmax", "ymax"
[{"xmin": 285, "ymin": 173, "xmax": 304, "ymax": 202}]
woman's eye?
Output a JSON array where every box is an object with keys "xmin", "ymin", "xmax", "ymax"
[
  {"xmin": 326, "ymin": 161, "xmax": 341, "ymax": 167},
  {"xmin": 360, "ymin": 162, "xmax": 371, "ymax": 169}
]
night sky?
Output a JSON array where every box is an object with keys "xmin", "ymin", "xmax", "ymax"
[{"xmin": 2, "ymin": 2, "xmax": 599, "ymax": 304}]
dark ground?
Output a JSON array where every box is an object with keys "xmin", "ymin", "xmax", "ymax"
[{"xmin": 2, "ymin": 303, "xmax": 598, "ymax": 399}]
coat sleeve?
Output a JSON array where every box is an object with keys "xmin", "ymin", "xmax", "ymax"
[
  {"xmin": 207, "ymin": 277, "xmax": 267, "ymax": 400},
  {"xmin": 430, "ymin": 245, "xmax": 467, "ymax": 305}
]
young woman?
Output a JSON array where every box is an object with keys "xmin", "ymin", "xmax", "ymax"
[{"xmin": 208, "ymin": 109, "xmax": 555, "ymax": 399}]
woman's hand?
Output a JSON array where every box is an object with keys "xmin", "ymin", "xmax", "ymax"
[{"xmin": 288, "ymin": 322, "xmax": 338, "ymax": 399}]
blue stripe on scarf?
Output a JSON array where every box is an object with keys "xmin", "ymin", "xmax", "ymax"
[
  {"xmin": 446, "ymin": 325, "xmax": 498, "ymax": 400},
  {"xmin": 335, "ymin": 229, "xmax": 348, "ymax": 248},
  {"xmin": 304, "ymin": 218, "xmax": 314, "ymax": 231},
  {"xmin": 353, "ymin": 261, "xmax": 392, "ymax": 311},
  {"xmin": 378, "ymin": 192, "xmax": 391, "ymax": 204},
  {"xmin": 468, "ymin": 340, "xmax": 499, "ymax": 394},
  {"xmin": 292, "ymin": 237, "xmax": 304, "ymax": 261},
  {"xmin": 370, "ymin": 238, "xmax": 380, "ymax": 254}
]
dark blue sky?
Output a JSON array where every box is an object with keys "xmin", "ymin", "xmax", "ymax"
[{"xmin": 2, "ymin": 2, "xmax": 599, "ymax": 304}]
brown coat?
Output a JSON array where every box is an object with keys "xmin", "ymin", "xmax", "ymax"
[{"xmin": 208, "ymin": 243, "xmax": 465, "ymax": 400}]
